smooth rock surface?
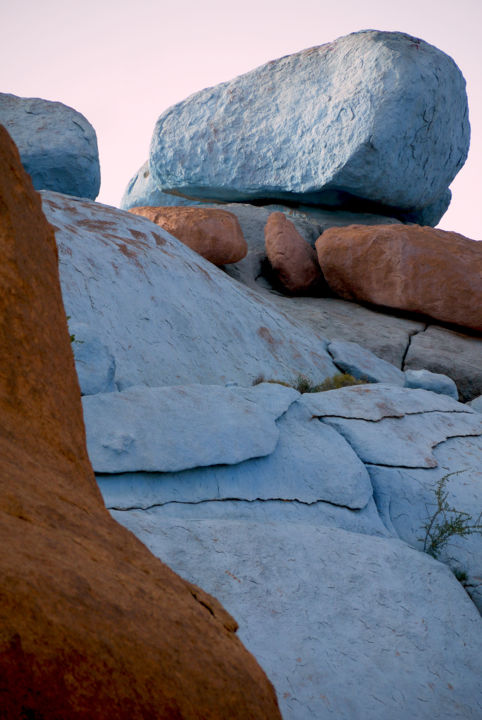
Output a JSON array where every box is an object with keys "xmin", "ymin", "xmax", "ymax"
[
  {"xmin": 404, "ymin": 368, "xmax": 458, "ymax": 399},
  {"xmin": 0, "ymin": 125, "xmax": 281, "ymax": 720},
  {"xmin": 0, "ymin": 93, "xmax": 100, "ymax": 199},
  {"xmin": 264, "ymin": 212, "xmax": 321, "ymax": 293},
  {"xmin": 404, "ymin": 325, "xmax": 482, "ymax": 402},
  {"xmin": 129, "ymin": 205, "xmax": 248, "ymax": 265},
  {"xmin": 316, "ymin": 224, "xmax": 482, "ymax": 331},
  {"xmin": 68, "ymin": 321, "xmax": 116, "ymax": 395},
  {"xmin": 150, "ymin": 30, "xmax": 469, "ymax": 217},
  {"xmin": 328, "ymin": 339, "xmax": 405, "ymax": 385},
  {"xmin": 121, "ymin": 160, "xmax": 204, "ymax": 210},
  {"xmin": 82, "ymin": 384, "xmax": 294, "ymax": 473},
  {"xmin": 42, "ymin": 191, "xmax": 338, "ymax": 390},
  {"xmin": 109, "ymin": 514, "xmax": 482, "ymax": 720}
]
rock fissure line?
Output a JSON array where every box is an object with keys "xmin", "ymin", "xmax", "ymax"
[
  {"xmin": 107, "ymin": 496, "xmax": 362, "ymax": 513},
  {"xmin": 316, "ymin": 407, "xmax": 477, "ymax": 423},
  {"xmin": 401, "ymin": 324, "xmax": 429, "ymax": 370}
]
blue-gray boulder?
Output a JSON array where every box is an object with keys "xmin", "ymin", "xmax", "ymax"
[
  {"xmin": 149, "ymin": 30, "xmax": 469, "ymax": 219},
  {"xmin": 0, "ymin": 93, "xmax": 100, "ymax": 199}
]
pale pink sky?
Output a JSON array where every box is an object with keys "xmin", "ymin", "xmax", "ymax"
[{"xmin": 2, "ymin": 0, "xmax": 481, "ymax": 238}]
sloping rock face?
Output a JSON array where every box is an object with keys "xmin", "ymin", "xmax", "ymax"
[
  {"xmin": 149, "ymin": 30, "xmax": 469, "ymax": 221},
  {"xmin": 0, "ymin": 126, "xmax": 281, "ymax": 719},
  {"xmin": 328, "ymin": 339, "xmax": 405, "ymax": 385},
  {"xmin": 41, "ymin": 190, "xmax": 338, "ymax": 389},
  {"xmin": 94, "ymin": 383, "xmax": 482, "ymax": 719},
  {"xmin": 0, "ymin": 94, "xmax": 100, "ymax": 199},
  {"xmin": 316, "ymin": 224, "xmax": 482, "ymax": 331},
  {"xmin": 121, "ymin": 160, "xmax": 204, "ymax": 209},
  {"xmin": 264, "ymin": 211, "xmax": 322, "ymax": 293},
  {"xmin": 129, "ymin": 205, "xmax": 248, "ymax": 265}
]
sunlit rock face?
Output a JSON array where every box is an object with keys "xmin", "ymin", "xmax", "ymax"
[
  {"xmin": 149, "ymin": 30, "xmax": 469, "ymax": 223},
  {"xmin": 0, "ymin": 125, "xmax": 282, "ymax": 720}
]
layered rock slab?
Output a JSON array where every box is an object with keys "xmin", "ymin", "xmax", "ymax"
[
  {"xmin": 93, "ymin": 388, "xmax": 373, "ymax": 511},
  {"xmin": 0, "ymin": 126, "xmax": 281, "ymax": 719},
  {"xmin": 316, "ymin": 224, "xmax": 482, "ymax": 331},
  {"xmin": 82, "ymin": 383, "xmax": 297, "ymax": 474},
  {"xmin": 0, "ymin": 93, "xmax": 100, "ymax": 199},
  {"xmin": 149, "ymin": 30, "xmax": 469, "ymax": 219},
  {"xmin": 129, "ymin": 205, "xmax": 248, "ymax": 265},
  {"xmin": 41, "ymin": 190, "xmax": 338, "ymax": 390}
]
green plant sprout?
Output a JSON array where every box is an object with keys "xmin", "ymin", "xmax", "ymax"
[{"xmin": 421, "ymin": 470, "xmax": 482, "ymax": 559}]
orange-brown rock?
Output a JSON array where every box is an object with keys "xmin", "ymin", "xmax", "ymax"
[
  {"xmin": 316, "ymin": 224, "xmax": 482, "ymax": 332},
  {"xmin": 0, "ymin": 125, "xmax": 281, "ymax": 720},
  {"xmin": 264, "ymin": 212, "xmax": 322, "ymax": 294},
  {"xmin": 129, "ymin": 205, "xmax": 248, "ymax": 265}
]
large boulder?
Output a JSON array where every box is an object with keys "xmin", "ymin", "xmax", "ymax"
[
  {"xmin": 129, "ymin": 205, "xmax": 248, "ymax": 265},
  {"xmin": 41, "ymin": 190, "xmax": 338, "ymax": 390},
  {"xmin": 316, "ymin": 224, "xmax": 482, "ymax": 331},
  {"xmin": 0, "ymin": 126, "xmax": 281, "ymax": 719},
  {"xmin": 0, "ymin": 93, "xmax": 100, "ymax": 199},
  {"xmin": 149, "ymin": 30, "xmax": 469, "ymax": 221}
]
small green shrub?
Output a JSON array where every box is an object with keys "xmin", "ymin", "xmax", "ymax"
[
  {"xmin": 313, "ymin": 373, "xmax": 367, "ymax": 393},
  {"xmin": 421, "ymin": 471, "xmax": 482, "ymax": 559},
  {"xmin": 252, "ymin": 372, "xmax": 367, "ymax": 393}
]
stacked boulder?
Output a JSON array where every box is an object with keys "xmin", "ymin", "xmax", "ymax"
[
  {"xmin": 120, "ymin": 28, "xmax": 481, "ymax": 337},
  {"xmin": 123, "ymin": 29, "xmax": 469, "ymax": 226}
]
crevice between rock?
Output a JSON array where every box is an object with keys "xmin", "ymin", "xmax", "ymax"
[
  {"xmin": 401, "ymin": 323, "xmax": 429, "ymax": 370},
  {"xmin": 107, "ymin": 497, "xmax": 362, "ymax": 513}
]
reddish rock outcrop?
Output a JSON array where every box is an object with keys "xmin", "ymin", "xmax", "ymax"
[
  {"xmin": 264, "ymin": 212, "xmax": 322, "ymax": 293},
  {"xmin": 129, "ymin": 205, "xmax": 248, "ymax": 265},
  {"xmin": 316, "ymin": 224, "xmax": 482, "ymax": 331},
  {"xmin": 0, "ymin": 126, "xmax": 281, "ymax": 720}
]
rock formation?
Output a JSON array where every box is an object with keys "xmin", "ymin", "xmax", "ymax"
[
  {"xmin": 0, "ymin": 93, "xmax": 100, "ymax": 199},
  {"xmin": 129, "ymin": 205, "xmax": 248, "ymax": 265},
  {"xmin": 148, "ymin": 30, "xmax": 469, "ymax": 223},
  {"xmin": 0, "ymin": 125, "xmax": 281, "ymax": 719},
  {"xmin": 3, "ymin": 25, "xmax": 481, "ymax": 720}
]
